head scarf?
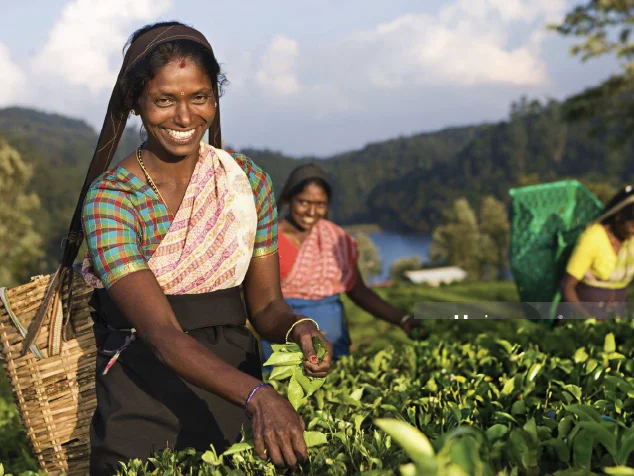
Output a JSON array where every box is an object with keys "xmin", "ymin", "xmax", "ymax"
[
  {"xmin": 278, "ymin": 163, "xmax": 330, "ymax": 209},
  {"xmin": 63, "ymin": 24, "xmax": 221, "ymax": 267},
  {"xmin": 594, "ymin": 185, "xmax": 634, "ymax": 224}
]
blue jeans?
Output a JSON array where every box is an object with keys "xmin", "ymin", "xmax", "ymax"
[{"xmin": 260, "ymin": 295, "xmax": 350, "ymax": 370}]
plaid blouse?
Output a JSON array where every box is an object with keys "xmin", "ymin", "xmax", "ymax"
[{"xmin": 82, "ymin": 149, "xmax": 277, "ymax": 290}]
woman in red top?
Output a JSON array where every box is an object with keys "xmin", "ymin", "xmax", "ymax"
[{"xmin": 261, "ymin": 164, "xmax": 425, "ymax": 364}]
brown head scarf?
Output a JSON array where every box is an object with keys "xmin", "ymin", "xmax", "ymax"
[
  {"xmin": 594, "ymin": 185, "xmax": 634, "ymax": 225},
  {"xmin": 278, "ymin": 163, "xmax": 331, "ymax": 211},
  {"xmin": 23, "ymin": 24, "xmax": 221, "ymax": 355}
]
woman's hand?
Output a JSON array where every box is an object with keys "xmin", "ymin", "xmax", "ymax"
[
  {"xmin": 401, "ymin": 315, "xmax": 427, "ymax": 340},
  {"xmin": 290, "ymin": 319, "xmax": 333, "ymax": 377},
  {"xmin": 243, "ymin": 253, "xmax": 334, "ymax": 373},
  {"xmin": 561, "ymin": 273, "xmax": 590, "ymax": 318},
  {"xmin": 346, "ymin": 265, "xmax": 428, "ymax": 340},
  {"xmin": 248, "ymin": 385, "xmax": 307, "ymax": 469}
]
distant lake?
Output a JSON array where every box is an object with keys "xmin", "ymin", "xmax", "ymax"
[{"xmin": 367, "ymin": 231, "xmax": 432, "ymax": 283}]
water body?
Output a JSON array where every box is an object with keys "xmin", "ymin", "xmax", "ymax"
[{"xmin": 367, "ymin": 231, "xmax": 432, "ymax": 283}]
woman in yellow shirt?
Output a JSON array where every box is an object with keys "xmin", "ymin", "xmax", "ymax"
[{"xmin": 561, "ymin": 186, "xmax": 634, "ymax": 318}]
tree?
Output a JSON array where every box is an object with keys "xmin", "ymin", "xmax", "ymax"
[
  {"xmin": 479, "ymin": 196, "xmax": 511, "ymax": 280},
  {"xmin": 582, "ymin": 181, "xmax": 618, "ymax": 204},
  {"xmin": 430, "ymin": 197, "xmax": 511, "ymax": 281},
  {"xmin": 502, "ymin": 103, "xmax": 530, "ymax": 182},
  {"xmin": 0, "ymin": 139, "xmax": 43, "ymax": 286},
  {"xmin": 354, "ymin": 232, "xmax": 382, "ymax": 282},
  {"xmin": 553, "ymin": 1, "xmax": 634, "ymax": 142},
  {"xmin": 389, "ymin": 256, "xmax": 422, "ymax": 282},
  {"xmin": 429, "ymin": 198, "xmax": 481, "ymax": 279}
]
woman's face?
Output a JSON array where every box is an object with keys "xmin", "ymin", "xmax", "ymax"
[
  {"xmin": 137, "ymin": 59, "xmax": 215, "ymax": 158},
  {"xmin": 615, "ymin": 218, "xmax": 634, "ymax": 240},
  {"xmin": 288, "ymin": 182, "xmax": 329, "ymax": 232}
]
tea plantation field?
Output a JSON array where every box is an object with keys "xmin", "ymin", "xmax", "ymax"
[{"xmin": 4, "ymin": 282, "xmax": 634, "ymax": 475}]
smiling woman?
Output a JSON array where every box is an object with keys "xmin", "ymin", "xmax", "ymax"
[
  {"xmin": 78, "ymin": 21, "xmax": 333, "ymax": 475},
  {"xmin": 259, "ymin": 163, "xmax": 427, "ymax": 366}
]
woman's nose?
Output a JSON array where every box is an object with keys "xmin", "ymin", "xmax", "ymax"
[{"xmin": 174, "ymin": 102, "xmax": 193, "ymax": 127}]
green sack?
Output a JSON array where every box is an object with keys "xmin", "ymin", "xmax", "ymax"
[{"xmin": 509, "ymin": 180, "xmax": 604, "ymax": 325}]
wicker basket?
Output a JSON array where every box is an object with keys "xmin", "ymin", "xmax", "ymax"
[{"xmin": 0, "ymin": 272, "xmax": 97, "ymax": 475}]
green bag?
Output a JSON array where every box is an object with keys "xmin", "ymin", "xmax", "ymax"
[{"xmin": 509, "ymin": 180, "xmax": 604, "ymax": 325}]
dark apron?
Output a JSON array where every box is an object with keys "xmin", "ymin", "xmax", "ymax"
[
  {"xmin": 557, "ymin": 282, "xmax": 628, "ymax": 323},
  {"xmin": 88, "ymin": 286, "xmax": 262, "ymax": 475},
  {"xmin": 574, "ymin": 282, "xmax": 628, "ymax": 318}
]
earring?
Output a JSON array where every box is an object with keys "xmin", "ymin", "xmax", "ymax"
[
  {"xmin": 130, "ymin": 109, "xmax": 137, "ymax": 116},
  {"xmin": 214, "ymin": 101, "xmax": 218, "ymax": 107}
]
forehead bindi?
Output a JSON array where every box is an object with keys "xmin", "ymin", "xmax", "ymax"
[
  {"xmin": 179, "ymin": 59, "xmax": 187, "ymax": 69},
  {"xmin": 145, "ymin": 60, "xmax": 213, "ymax": 94}
]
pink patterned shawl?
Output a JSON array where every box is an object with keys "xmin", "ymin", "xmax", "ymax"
[{"xmin": 281, "ymin": 219, "xmax": 359, "ymax": 300}]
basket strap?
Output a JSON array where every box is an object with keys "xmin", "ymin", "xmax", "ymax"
[
  {"xmin": 0, "ymin": 287, "xmax": 43, "ymax": 359},
  {"xmin": 21, "ymin": 266, "xmax": 68, "ymax": 357},
  {"xmin": 63, "ymin": 264, "xmax": 77, "ymax": 342}
]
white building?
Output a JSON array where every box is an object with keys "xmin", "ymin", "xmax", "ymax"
[{"xmin": 404, "ymin": 266, "xmax": 467, "ymax": 287}]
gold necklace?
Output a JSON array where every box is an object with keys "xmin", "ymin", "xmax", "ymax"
[{"xmin": 136, "ymin": 147, "xmax": 170, "ymax": 212}]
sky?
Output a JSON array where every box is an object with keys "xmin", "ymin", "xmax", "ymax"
[{"xmin": 0, "ymin": 0, "xmax": 621, "ymax": 157}]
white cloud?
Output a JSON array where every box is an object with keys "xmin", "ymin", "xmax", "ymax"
[
  {"xmin": 0, "ymin": 44, "xmax": 26, "ymax": 106},
  {"xmin": 255, "ymin": 35, "xmax": 300, "ymax": 95},
  {"xmin": 376, "ymin": 16, "xmax": 545, "ymax": 87},
  {"xmin": 239, "ymin": 34, "xmax": 356, "ymax": 115},
  {"xmin": 441, "ymin": 0, "xmax": 566, "ymax": 24},
  {"xmin": 349, "ymin": 0, "xmax": 568, "ymax": 89},
  {"xmin": 31, "ymin": 0, "xmax": 172, "ymax": 94},
  {"xmin": 239, "ymin": 0, "xmax": 565, "ymax": 120}
]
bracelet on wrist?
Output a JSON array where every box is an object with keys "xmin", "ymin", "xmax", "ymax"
[
  {"xmin": 285, "ymin": 317, "xmax": 320, "ymax": 343},
  {"xmin": 245, "ymin": 382, "xmax": 272, "ymax": 419},
  {"xmin": 400, "ymin": 314, "xmax": 413, "ymax": 327}
]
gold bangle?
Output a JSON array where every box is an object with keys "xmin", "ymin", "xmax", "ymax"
[
  {"xmin": 400, "ymin": 315, "xmax": 413, "ymax": 326},
  {"xmin": 285, "ymin": 318, "xmax": 319, "ymax": 343}
]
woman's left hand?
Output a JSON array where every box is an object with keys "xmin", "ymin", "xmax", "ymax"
[
  {"xmin": 290, "ymin": 319, "xmax": 333, "ymax": 378},
  {"xmin": 401, "ymin": 315, "xmax": 427, "ymax": 340}
]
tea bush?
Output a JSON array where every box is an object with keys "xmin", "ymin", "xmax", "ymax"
[{"xmin": 3, "ymin": 283, "xmax": 634, "ymax": 475}]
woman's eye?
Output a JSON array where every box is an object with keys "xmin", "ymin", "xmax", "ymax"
[
  {"xmin": 155, "ymin": 98, "xmax": 173, "ymax": 106},
  {"xmin": 192, "ymin": 95, "xmax": 208, "ymax": 104}
]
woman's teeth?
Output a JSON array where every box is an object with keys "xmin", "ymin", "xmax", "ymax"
[{"xmin": 165, "ymin": 128, "xmax": 196, "ymax": 140}]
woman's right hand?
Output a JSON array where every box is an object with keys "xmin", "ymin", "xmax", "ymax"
[{"xmin": 247, "ymin": 384, "xmax": 308, "ymax": 469}]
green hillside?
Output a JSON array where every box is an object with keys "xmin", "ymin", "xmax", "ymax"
[{"xmin": 1, "ymin": 96, "xmax": 630, "ymax": 274}]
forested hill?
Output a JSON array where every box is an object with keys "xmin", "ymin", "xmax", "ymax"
[
  {"xmin": 0, "ymin": 98, "xmax": 630, "ymax": 273},
  {"xmin": 0, "ymin": 107, "xmax": 138, "ymax": 273},
  {"xmin": 241, "ymin": 124, "xmax": 482, "ymax": 226},
  {"xmin": 246, "ymin": 98, "xmax": 634, "ymax": 232}
]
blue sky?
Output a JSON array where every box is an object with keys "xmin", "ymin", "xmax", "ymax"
[{"xmin": 0, "ymin": 0, "xmax": 620, "ymax": 156}]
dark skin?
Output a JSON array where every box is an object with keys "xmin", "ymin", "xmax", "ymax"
[
  {"xmin": 561, "ymin": 219, "xmax": 634, "ymax": 318},
  {"xmin": 280, "ymin": 182, "xmax": 425, "ymax": 337},
  {"xmin": 111, "ymin": 59, "xmax": 333, "ymax": 470}
]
